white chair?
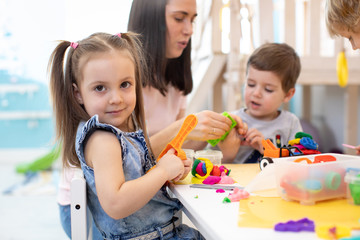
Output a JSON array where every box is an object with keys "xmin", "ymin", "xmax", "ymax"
[{"xmin": 70, "ymin": 168, "xmax": 89, "ymax": 240}]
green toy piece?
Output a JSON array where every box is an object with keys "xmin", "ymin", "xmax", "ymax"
[
  {"xmin": 295, "ymin": 132, "xmax": 313, "ymax": 139},
  {"xmin": 15, "ymin": 144, "xmax": 61, "ymax": 174},
  {"xmin": 349, "ymin": 173, "xmax": 360, "ymax": 205},
  {"xmin": 207, "ymin": 112, "xmax": 237, "ymax": 147}
]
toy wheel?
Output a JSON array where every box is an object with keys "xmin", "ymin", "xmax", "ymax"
[{"xmin": 259, "ymin": 157, "xmax": 273, "ymax": 170}]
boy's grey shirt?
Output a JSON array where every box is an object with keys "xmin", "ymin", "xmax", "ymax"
[{"xmin": 219, "ymin": 108, "xmax": 303, "ymax": 164}]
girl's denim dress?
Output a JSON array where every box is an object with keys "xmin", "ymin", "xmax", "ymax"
[{"xmin": 75, "ymin": 115, "xmax": 204, "ymax": 240}]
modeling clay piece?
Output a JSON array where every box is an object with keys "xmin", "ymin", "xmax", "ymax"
[
  {"xmin": 274, "ymin": 218, "xmax": 315, "ymax": 232},
  {"xmin": 218, "ymin": 172, "xmax": 235, "ymax": 184},
  {"xmin": 202, "ymin": 176, "xmax": 221, "ymax": 185},
  {"xmin": 222, "ymin": 197, "xmax": 231, "ymax": 203},
  {"xmin": 192, "ymin": 157, "xmax": 214, "ymax": 179},
  {"xmin": 207, "ymin": 112, "xmax": 237, "ymax": 147},
  {"xmin": 227, "ymin": 188, "xmax": 249, "ymax": 202}
]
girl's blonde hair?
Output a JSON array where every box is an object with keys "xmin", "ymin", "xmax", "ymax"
[
  {"xmin": 325, "ymin": 0, "xmax": 360, "ymax": 37},
  {"xmin": 48, "ymin": 32, "xmax": 150, "ymax": 168}
]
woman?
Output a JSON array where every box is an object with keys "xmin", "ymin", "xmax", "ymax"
[{"xmin": 128, "ymin": 0, "xmax": 246, "ymax": 156}]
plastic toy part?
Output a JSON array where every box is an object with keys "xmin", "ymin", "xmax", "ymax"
[
  {"xmin": 325, "ymin": 172, "xmax": 341, "ymax": 190},
  {"xmin": 157, "ymin": 114, "xmax": 198, "ymax": 160},
  {"xmin": 288, "ymin": 138, "xmax": 301, "ymax": 146},
  {"xmin": 147, "ymin": 114, "xmax": 197, "ymax": 173},
  {"xmin": 274, "ymin": 218, "xmax": 315, "ymax": 232},
  {"xmin": 313, "ymin": 155, "xmax": 337, "ymax": 164},
  {"xmin": 259, "ymin": 139, "xmax": 303, "ymax": 170},
  {"xmin": 293, "ymin": 157, "xmax": 312, "ymax": 164},
  {"xmin": 295, "ymin": 132, "xmax": 313, "ymax": 139},
  {"xmin": 337, "ymin": 50, "xmax": 349, "ymax": 88},
  {"xmin": 16, "ymin": 145, "xmax": 61, "ymax": 173},
  {"xmin": 300, "ymin": 137, "xmax": 318, "ymax": 150},
  {"xmin": 259, "ymin": 157, "xmax": 274, "ymax": 170},
  {"xmin": 316, "ymin": 225, "xmax": 351, "ymax": 239},
  {"xmin": 262, "ymin": 139, "xmax": 290, "ymax": 158},
  {"xmin": 207, "ymin": 111, "xmax": 237, "ymax": 147},
  {"xmin": 349, "ymin": 174, "xmax": 360, "ymax": 205}
]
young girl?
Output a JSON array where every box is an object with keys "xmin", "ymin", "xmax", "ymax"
[{"xmin": 49, "ymin": 32, "xmax": 204, "ymax": 239}]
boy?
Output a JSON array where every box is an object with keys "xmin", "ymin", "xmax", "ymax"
[{"xmin": 218, "ymin": 43, "xmax": 303, "ymax": 163}]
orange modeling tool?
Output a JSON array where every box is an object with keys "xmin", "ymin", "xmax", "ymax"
[
  {"xmin": 147, "ymin": 114, "xmax": 198, "ymax": 172},
  {"xmin": 158, "ymin": 114, "xmax": 198, "ymax": 160}
]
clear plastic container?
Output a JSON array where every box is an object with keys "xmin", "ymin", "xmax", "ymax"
[
  {"xmin": 344, "ymin": 168, "xmax": 360, "ymax": 205},
  {"xmin": 274, "ymin": 153, "xmax": 360, "ymax": 205},
  {"xmin": 183, "ymin": 149, "xmax": 195, "ymax": 161},
  {"xmin": 195, "ymin": 149, "xmax": 223, "ymax": 165}
]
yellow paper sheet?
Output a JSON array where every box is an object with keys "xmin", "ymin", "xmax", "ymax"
[{"xmin": 238, "ymin": 196, "xmax": 360, "ymax": 229}]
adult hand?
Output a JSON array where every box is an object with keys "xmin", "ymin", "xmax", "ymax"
[{"xmin": 187, "ymin": 110, "xmax": 234, "ymax": 141}]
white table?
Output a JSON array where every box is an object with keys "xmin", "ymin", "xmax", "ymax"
[{"xmin": 169, "ymin": 164, "xmax": 360, "ymax": 240}]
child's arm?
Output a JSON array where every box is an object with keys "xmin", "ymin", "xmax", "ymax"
[{"xmin": 85, "ymin": 130, "xmax": 184, "ymax": 220}]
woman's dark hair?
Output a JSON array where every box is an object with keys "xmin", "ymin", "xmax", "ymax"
[{"xmin": 128, "ymin": 0, "xmax": 193, "ymax": 96}]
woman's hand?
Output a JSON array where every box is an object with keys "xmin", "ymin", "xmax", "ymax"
[{"xmin": 187, "ymin": 110, "xmax": 244, "ymax": 141}]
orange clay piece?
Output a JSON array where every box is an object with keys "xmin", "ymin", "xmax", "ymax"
[
  {"xmin": 157, "ymin": 114, "xmax": 198, "ymax": 161},
  {"xmin": 262, "ymin": 139, "xmax": 290, "ymax": 158},
  {"xmin": 293, "ymin": 157, "xmax": 312, "ymax": 164}
]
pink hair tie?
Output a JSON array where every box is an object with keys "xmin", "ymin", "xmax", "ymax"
[
  {"xmin": 116, "ymin": 33, "xmax": 122, "ymax": 38},
  {"xmin": 70, "ymin": 42, "xmax": 79, "ymax": 49}
]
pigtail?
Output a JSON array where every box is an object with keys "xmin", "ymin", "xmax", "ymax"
[{"xmin": 48, "ymin": 41, "xmax": 87, "ymax": 168}]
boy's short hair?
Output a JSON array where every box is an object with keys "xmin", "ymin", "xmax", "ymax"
[
  {"xmin": 325, "ymin": 0, "xmax": 360, "ymax": 37},
  {"xmin": 246, "ymin": 43, "xmax": 301, "ymax": 93}
]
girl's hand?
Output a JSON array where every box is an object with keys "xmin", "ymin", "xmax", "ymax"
[
  {"xmin": 156, "ymin": 148, "xmax": 184, "ymax": 181},
  {"xmin": 241, "ymin": 128, "xmax": 264, "ymax": 154},
  {"xmin": 179, "ymin": 157, "xmax": 193, "ymax": 180}
]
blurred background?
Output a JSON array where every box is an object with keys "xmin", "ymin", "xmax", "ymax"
[{"xmin": 0, "ymin": 0, "xmax": 360, "ymax": 239}]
